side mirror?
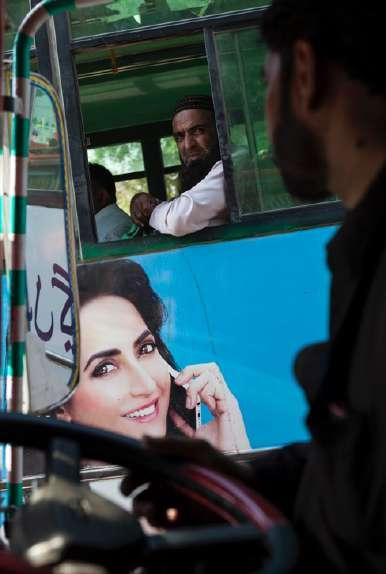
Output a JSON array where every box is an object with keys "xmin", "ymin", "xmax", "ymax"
[{"xmin": 25, "ymin": 74, "xmax": 79, "ymax": 413}]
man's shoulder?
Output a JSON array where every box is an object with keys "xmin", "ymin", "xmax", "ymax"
[
  {"xmin": 208, "ymin": 160, "xmax": 223, "ymax": 177},
  {"xmin": 185, "ymin": 160, "xmax": 223, "ymax": 194},
  {"xmin": 96, "ymin": 203, "xmax": 123, "ymax": 221},
  {"xmin": 96, "ymin": 203, "xmax": 133, "ymax": 241}
]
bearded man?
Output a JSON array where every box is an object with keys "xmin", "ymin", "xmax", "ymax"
[
  {"xmin": 243, "ymin": 2, "xmax": 386, "ymax": 573},
  {"xmin": 130, "ymin": 95, "xmax": 228, "ymax": 236}
]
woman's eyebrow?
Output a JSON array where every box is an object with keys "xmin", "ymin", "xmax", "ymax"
[
  {"xmin": 134, "ymin": 329, "xmax": 152, "ymax": 348},
  {"xmin": 84, "ymin": 348, "xmax": 121, "ymax": 371}
]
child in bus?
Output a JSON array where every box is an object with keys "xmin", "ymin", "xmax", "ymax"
[
  {"xmin": 57, "ymin": 259, "xmax": 250, "ymax": 453},
  {"xmin": 89, "ymin": 163, "xmax": 136, "ymax": 242}
]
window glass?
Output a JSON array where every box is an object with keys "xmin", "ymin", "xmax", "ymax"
[
  {"xmin": 213, "ymin": 27, "xmax": 295, "ymax": 215},
  {"xmin": 116, "ymin": 178, "xmax": 148, "ymax": 215},
  {"xmin": 26, "ymin": 79, "xmax": 80, "ymax": 418},
  {"xmin": 70, "ymin": 1, "xmax": 267, "ymax": 39},
  {"xmin": 87, "ymin": 142, "xmax": 144, "ymax": 175},
  {"xmin": 164, "ymin": 171, "xmax": 180, "ymax": 199},
  {"xmin": 5, "ymin": 1, "xmax": 31, "ymax": 52},
  {"xmin": 28, "ymin": 88, "xmax": 62, "ymax": 192},
  {"xmin": 161, "ymin": 136, "xmax": 180, "ymax": 168}
]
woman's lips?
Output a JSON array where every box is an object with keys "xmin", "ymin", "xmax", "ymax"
[{"xmin": 122, "ymin": 399, "xmax": 159, "ymax": 423}]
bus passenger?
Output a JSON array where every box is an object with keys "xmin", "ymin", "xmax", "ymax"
[
  {"xmin": 58, "ymin": 259, "xmax": 250, "ymax": 453},
  {"xmin": 89, "ymin": 163, "xmax": 134, "ymax": 242},
  {"xmin": 130, "ymin": 95, "xmax": 228, "ymax": 236}
]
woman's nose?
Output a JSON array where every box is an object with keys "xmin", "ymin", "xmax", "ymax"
[{"xmin": 128, "ymin": 363, "xmax": 157, "ymax": 397}]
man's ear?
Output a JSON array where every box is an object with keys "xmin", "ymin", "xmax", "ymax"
[
  {"xmin": 56, "ymin": 405, "xmax": 72, "ymax": 423},
  {"xmin": 291, "ymin": 39, "xmax": 319, "ymax": 116}
]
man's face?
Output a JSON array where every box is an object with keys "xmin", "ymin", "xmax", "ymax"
[
  {"xmin": 173, "ymin": 109, "xmax": 217, "ymax": 166},
  {"xmin": 264, "ymin": 51, "xmax": 330, "ymax": 202},
  {"xmin": 93, "ymin": 181, "xmax": 110, "ymax": 213}
]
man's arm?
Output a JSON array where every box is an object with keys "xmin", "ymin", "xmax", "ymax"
[
  {"xmin": 130, "ymin": 193, "xmax": 161, "ymax": 228},
  {"xmin": 149, "ymin": 161, "xmax": 226, "ymax": 237}
]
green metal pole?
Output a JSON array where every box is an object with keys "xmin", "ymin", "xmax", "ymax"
[{"xmin": 6, "ymin": 0, "xmax": 111, "ymax": 512}]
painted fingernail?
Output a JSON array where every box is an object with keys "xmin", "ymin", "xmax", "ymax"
[{"xmin": 169, "ymin": 367, "xmax": 179, "ymax": 379}]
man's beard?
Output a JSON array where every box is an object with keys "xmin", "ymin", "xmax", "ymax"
[
  {"xmin": 179, "ymin": 144, "xmax": 221, "ymax": 193},
  {"xmin": 273, "ymin": 95, "xmax": 330, "ymax": 202}
]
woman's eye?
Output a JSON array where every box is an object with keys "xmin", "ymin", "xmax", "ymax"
[
  {"xmin": 140, "ymin": 342, "xmax": 156, "ymax": 356},
  {"xmin": 92, "ymin": 361, "xmax": 116, "ymax": 377}
]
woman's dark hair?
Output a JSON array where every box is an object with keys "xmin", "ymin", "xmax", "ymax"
[
  {"xmin": 261, "ymin": 0, "xmax": 386, "ymax": 95},
  {"xmin": 77, "ymin": 259, "xmax": 195, "ymax": 434}
]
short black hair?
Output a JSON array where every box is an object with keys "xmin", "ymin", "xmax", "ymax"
[
  {"xmin": 261, "ymin": 1, "xmax": 386, "ymax": 94},
  {"xmin": 89, "ymin": 163, "xmax": 116, "ymax": 203}
]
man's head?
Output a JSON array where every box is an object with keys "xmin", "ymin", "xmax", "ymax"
[
  {"xmin": 261, "ymin": 1, "xmax": 386, "ymax": 204},
  {"xmin": 172, "ymin": 95, "xmax": 221, "ymax": 192},
  {"xmin": 89, "ymin": 163, "xmax": 116, "ymax": 213}
]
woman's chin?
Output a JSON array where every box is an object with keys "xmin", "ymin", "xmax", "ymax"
[
  {"xmin": 118, "ymin": 425, "xmax": 166, "ymax": 441},
  {"xmin": 118, "ymin": 419, "xmax": 167, "ymax": 441}
]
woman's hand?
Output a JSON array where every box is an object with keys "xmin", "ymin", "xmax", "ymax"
[{"xmin": 171, "ymin": 363, "xmax": 250, "ymax": 453}]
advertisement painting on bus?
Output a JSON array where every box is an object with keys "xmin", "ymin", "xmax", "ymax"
[
  {"xmin": 52, "ymin": 223, "xmax": 334, "ymax": 453},
  {"xmin": 56, "ymin": 259, "xmax": 250, "ymax": 453},
  {"xmin": 25, "ymin": 78, "xmax": 79, "ymax": 413}
]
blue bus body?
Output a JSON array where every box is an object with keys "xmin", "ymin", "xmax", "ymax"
[{"xmin": 127, "ymin": 224, "xmax": 336, "ymax": 448}]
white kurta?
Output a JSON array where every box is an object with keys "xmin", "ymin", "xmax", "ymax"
[{"xmin": 149, "ymin": 161, "xmax": 227, "ymax": 237}]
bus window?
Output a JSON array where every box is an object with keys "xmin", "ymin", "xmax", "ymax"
[
  {"xmin": 160, "ymin": 135, "xmax": 180, "ymax": 199},
  {"xmin": 26, "ymin": 76, "xmax": 79, "ymax": 413},
  {"xmin": 76, "ymin": 32, "xmax": 214, "ymax": 239},
  {"xmin": 211, "ymin": 26, "xmax": 335, "ymax": 215},
  {"xmin": 212, "ymin": 26, "xmax": 290, "ymax": 214},
  {"xmin": 29, "ymin": 89, "xmax": 62, "ymax": 197},
  {"xmin": 70, "ymin": 1, "xmax": 268, "ymax": 39},
  {"xmin": 48, "ymin": 4, "xmax": 342, "ymax": 250}
]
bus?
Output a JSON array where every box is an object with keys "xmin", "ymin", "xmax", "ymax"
[
  {"xmin": 0, "ymin": 1, "xmax": 342, "ymax": 568},
  {"xmin": 2, "ymin": 0, "xmax": 344, "ymax": 471}
]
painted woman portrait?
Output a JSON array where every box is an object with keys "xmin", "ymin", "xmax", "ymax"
[{"xmin": 58, "ymin": 259, "xmax": 250, "ymax": 453}]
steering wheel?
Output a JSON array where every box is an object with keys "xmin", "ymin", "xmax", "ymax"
[{"xmin": 0, "ymin": 413, "xmax": 297, "ymax": 574}]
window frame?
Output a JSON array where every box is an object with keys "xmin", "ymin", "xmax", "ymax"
[
  {"xmin": 205, "ymin": 21, "xmax": 338, "ymax": 221},
  {"xmin": 43, "ymin": 6, "xmax": 343, "ymax": 260}
]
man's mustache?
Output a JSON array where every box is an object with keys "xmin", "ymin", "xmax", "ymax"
[{"xmin": 179, "ymin": 146, "xmax": 220, "ymax": 192}]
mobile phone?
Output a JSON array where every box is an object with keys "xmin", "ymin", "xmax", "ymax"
[{"xmin": 169, "ymin": 366, "xmax": 201, "ymax": 431}]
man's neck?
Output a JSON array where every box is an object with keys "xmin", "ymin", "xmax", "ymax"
[
  {"xmin": 324, "ymin": 82, "xmax": 386, "ymax": 210},
  {"xmin": 327, "ymin": 135, "xmax": 386, "ymax": 210},
  {"xmin": 95, "ymin": 200, "xmax": 113, "ymax": 215}
]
